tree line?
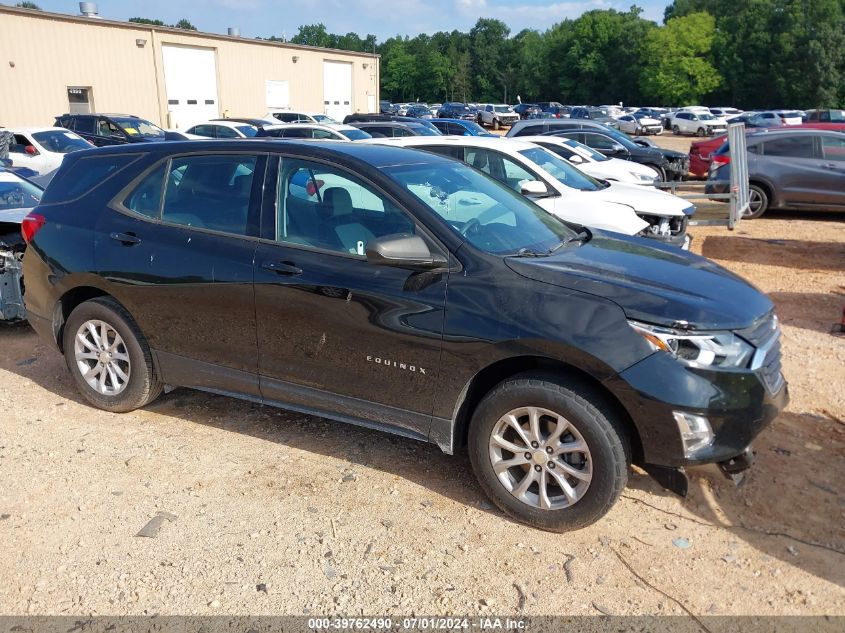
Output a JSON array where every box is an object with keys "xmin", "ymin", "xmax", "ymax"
[{"xmin": 292, "ymin": 0, "xmax": 844, "ymax": 109}]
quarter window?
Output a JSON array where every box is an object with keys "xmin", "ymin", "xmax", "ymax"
[
  {"xmin": 276, "ymin": 160, "xmax": 415, "ymax": 256},
  {"xmin": 161, "ymin": 155, "xmax": 257, "ymax": 235},
  {"xmin": 822, "ymin": 135, "xmax": 845, "ymax": 161},
  {"xmin": 124, "ymin": 163, "xmax": 166, "ymax": 218}
]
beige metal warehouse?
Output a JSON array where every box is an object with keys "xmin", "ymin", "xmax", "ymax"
[{"xmin": 0, "ymin": 4, "xmax": 380, "ymax": 129}]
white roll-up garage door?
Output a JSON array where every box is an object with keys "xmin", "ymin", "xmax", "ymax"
[
  {"xmin": 323, "ymin": 61, "xmax": 353, "ymax": 122},
  {"xmin": 162, "ymin": 45, "xmax": 219, "ymax": 129}
]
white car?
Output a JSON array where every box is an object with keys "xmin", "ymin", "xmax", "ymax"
[
  {"xmin": 366, "ymin": 135, "xmax": 694, "ymax": 248},
  {"xmin": 671, "ymin": 111, "xmax": 728, "ymax": 136},
  {"xmin": 518, "ymin": 136, "xmax": 658, "ymax": 186},
  {"xmin": 477, "ymin": 104, "xmax": 520, "ymax": 129},
  {"xmin": 709, "ymin": 107, "xmax": 743, "ymax": 118},
  {"xmin": 185, "ymin": 120, "xmax": 276, "ymax": 138},
  {"xmin": 750, "ymin": 110, "xmax": 803, "ymax": 127},
  {"xmin": 616, "ymin": 115, "xmax": 663, "ymax": 136},
  {"xmin": 266, "ymin": 110, "xmax": 339, "ymax": 125},
  {"xmin": 257, "ymin": 123, "xmax": 372, "ymax": 141},
  {"xmin": 5, "ymin": 127, "xmax": 92, "ymax": 174}
]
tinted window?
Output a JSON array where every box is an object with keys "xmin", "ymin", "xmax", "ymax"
[
  {"xmin": 162, "ymin": 155, "xmax": 257, "ymax": 235},
  {"xmin": 215, "ymin": 126, "xmax": 239, "ymax": 139},
  {"xmin": 462, "ymin": 148, "xmax": 539, "ymax": 193},
  {"xmin": 236, "ymin": 125, "xmax": 258, "ymax": 138},
  {"xmin": 123, "ymin": 162, "xmax": 166, "ymax": 218},
  {"xmin": 423, "ymin": 145, "xmax": 463, "ymax": 160},
  {"xmin": 763, "ymin": 136, "xmax": 815, "ymax": 158},
  {"xmin": 282, "ymin": 128, "xmax": 312, "ymax": 138},
  {"xmin": 519, "ymin": 147, "xmax": 602, "ymax": 191},
  {"xmin": 821, "ymin": 135, "xmax": 845, "ymax": 161},
  {"xmin": 32, "ymin": 130, "xmax": 91, "ymax": 153},
  {"xmin": 97, "ymin": 118, "xmax": 124, "ymax": 138},
  {"xmin": 515, "ymin": 124, "xmax": 544, "ymax": 136},
  {"xmin": 41, "ymin": 154, "xmax": 138, "ymax": 203},
  {"xmin": 73, "ymin": 117, "xmax": 96, "ymax": 134},
  {"xmin": 431, "ymin": 121, "xmax": 448, "ymax": 134},
  {"xmin": 582, "ymin": 133, "xmax": 618, "ymax": 151},
  {"xmin": 339, "ymin": 128, "xmax": 371, "ymax": 140},
  {"xmin": 277, "ymin": 160, "xmax": 414, "ymax": 255}
]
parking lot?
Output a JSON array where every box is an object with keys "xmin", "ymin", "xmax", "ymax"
[{"xmin": 1, "ymin": 132, "xmax": 843, "ymax": 617}]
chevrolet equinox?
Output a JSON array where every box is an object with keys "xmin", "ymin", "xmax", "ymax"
[{"xmin": 21, "ymin": 141, "xmax": 788, "ymax": 531}]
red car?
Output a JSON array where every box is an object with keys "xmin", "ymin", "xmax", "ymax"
[{"xmin": 688, "ymin": 122, "xmax": 845, "ymax": 178}]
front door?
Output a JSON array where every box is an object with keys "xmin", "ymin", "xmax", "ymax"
[
  {"xmin": 96, "ymin": 152, "xmax": 265, "ymax": 395},
  {"xmin": 253, "ymin": 156, "xmax": 447, "ymax": 438}
]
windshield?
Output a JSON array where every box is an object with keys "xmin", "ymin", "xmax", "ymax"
[
  {"xmin": 494, "ymin": 106, "xmax": 512, "ymax": 113},
  {"xmin": 518, "ymin": 147, "xmax": 603, "ymax": 191},
  {"xmin": 113, "ymin": 117, "xmax": 165, "ymax": 138},
  {"xmin": 699, "ymin": 114, "xmax": 716, "ymax": 121},
  {"xmin": 563, "ymin": 139, "xmax": 608, "ymax": 162},
  {"xmin": 236, "ymin": 125, "xmax": 259, "ymax": 137},
  {"xmin": 0, "ymin": 174, "xmax": 42, "ymax": 211},
  {"xmin": 383, "ymin": 161, "xmax": 575, "ymax": 255},
  {"xmin": 32, "ymin": 130, "xmax": 91, "ymax": 153},
  {"xmin": 340, "ymin": 128, "xmax": 372, "ymax": 140},
  {"xmin": 459, "ymin": 121, "xmax": 489, "ymax": 135},
  {"xmin": 313, "ymin": 114, "xmax": 338, "ymax": 124},
  {"xmin": 408, "ymin": 123, "xmax": 441, "ymax": 136}
]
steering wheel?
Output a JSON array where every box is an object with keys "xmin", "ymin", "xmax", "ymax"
[{"xmin": 460, "ymin": 218, "xmax": 481, "ymax": 237}]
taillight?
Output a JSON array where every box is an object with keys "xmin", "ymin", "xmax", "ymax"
[
  {"xmin": 21, "ymin": 212, "xmax": 46, "ymax": 244},
  {"xmin": 711, "ymin": 154, "xmax": 730, "ymax": 167}
]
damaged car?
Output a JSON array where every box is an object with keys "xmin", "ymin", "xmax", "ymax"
[{"xmin": 0, "ymin": 167, "xmax": 42, "ymax": 322}]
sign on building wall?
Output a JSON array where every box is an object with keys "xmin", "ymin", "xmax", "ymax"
[{"xmin": 266, "ymin": 80, "xmax": 290, "ymax": 109}]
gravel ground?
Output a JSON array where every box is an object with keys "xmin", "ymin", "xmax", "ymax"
[{"xmin": 0, "ymin": 136, "xmax": 843, "ymax": 618}]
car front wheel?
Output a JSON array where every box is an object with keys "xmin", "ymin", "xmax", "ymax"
[
  {"xmin": 468, "ymin": 373, "xmax": 629, "ymax": 532},
  {"xmin": 63, "ymin": 297, "xmax": 163, "ymax": 413},
  {"xmin": 697, "ymin": 127, "xmax": 707, "ymax": 137},
  {"xmin": 672, "ymin": 125, "xmax": 680, "ymax": 135}
]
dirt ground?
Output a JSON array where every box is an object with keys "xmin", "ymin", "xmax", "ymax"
[{"xmin": 0, "ymin": 135, "xmax": 843, "ymax": 619}]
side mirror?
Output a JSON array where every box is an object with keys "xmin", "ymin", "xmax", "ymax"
[
  {"xmin": 610, "ymin": 143, "xmax": 627, "ymax": 155},
  {"xmin": 520, "ymin": 180, "xmax": 548, "ymax": 196},
  {"xmin": 25, "ymin": 145, "xmax": 39, "ymax": 156},
  {"xmin": 365, "ymin": 234, "xmax": 446, "ymax": 270},
  {"xmin": 568, "ymin": 154, "xmax": 584, "ymax": 164}
]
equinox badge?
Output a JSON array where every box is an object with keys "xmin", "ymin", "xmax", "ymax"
[{"xmin": 366, "ymin": 355, "xmax": 426, "ymax": 375}]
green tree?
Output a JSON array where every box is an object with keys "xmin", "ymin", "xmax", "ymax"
[
  {"xmin": 172, "ymin": 18, "xmax": 197, "ymax": 31},
  {"xmin": 15, "ymin": 1, "xmax": 41, "ymax": 8},
  {"xmin": 290, "ymin": 23, "xmax": 336, "ymax": 48},
  {"xmin": 469, "ymin": 19, "xmax": 512, "ymax": 102},
  {"xmin": 640, "ymin": 12, "xmax": 723, "ymax": 105},
  {"xmin": 128, "ymin": 17, "xmax": 166, "ymax": 26}
]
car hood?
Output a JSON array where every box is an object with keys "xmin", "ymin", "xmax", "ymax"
[
  {"xmin": 542, "ymin": 196, "xmax": 649, "ymax": 235},
  {"xmin": 656, "ymin": 147, "xmax": 686, "ymax": 159},
  {"xmin": 593, "ymin": 181, "xmax": 691, "ymax": 217},
  {"xmin": 637, "ymin": 117, "xmax": 661, "ymax": 126},
  {"xmin": 505, "ymin": 232, "xmax": 773, "ymax": 330}
]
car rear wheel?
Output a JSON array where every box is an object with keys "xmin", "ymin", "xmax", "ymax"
[
  {"xmin": 63, "ymin": 297, "xmax": 163, "ymax": 412},
  {"xmin": 744, "ymin": 184, "xmax": 769, "ymax": 219},
  {"xmin": 697, "ymin": 127, "xmax": 707, "ymax": 137},
  {"xmin": 467, "ymin": 373, "xmax": 629, "ymax": 532},
  {"xmin": 672, "ymin": 125, "xmax": 680, "ymax": 135}
]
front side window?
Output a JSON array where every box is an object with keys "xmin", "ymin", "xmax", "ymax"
[
  {"xmin": 215, "ymin": 126, "xmax": 240, "ymax": 139},
  {"xmin": 236, "ymin": 125, "xmax": 259, "ymax": 138},
  {"xmin": 73, "ymin": 117, "xmax": 96, "ymax": 134},
  {"xmin": 518, "ymin": 147, "xmax": 603, "ymax": 191},
  {"xmin": 277, "ymin": 160, "xmax": 415, "ymax": 255},
  {"xmin": 162, "ymin": 155, "xmax": 257, "ymax": 235},
  {"xmin": 821, "ymin": 135, "xmax": 845, "ymax": 162},
  {"xmin": 98, "ymin": 118, "xmax": 124, "ymax": 138},
  {"xmin": 463, "ymin": 148, "xmax": 536, "ymax": 194},
  {"xmin": 582, "ymin": 132, "xmax": 618, "ymax": 151},
  {"xmin": 340, "ymin": 128, "xmax": 372, "ymax": 141}
]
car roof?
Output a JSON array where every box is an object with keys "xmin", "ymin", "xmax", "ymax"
[
  {"xmin": 747, "ymin": 128, "xmax": 842, "ymax": 138},
  {"xmin": 9, "ymin": 127, "xmax": 78, "ymax": 134},
  {"xmin": 367, "ymin": 135, "xmax": 537, "ymax": 153}
]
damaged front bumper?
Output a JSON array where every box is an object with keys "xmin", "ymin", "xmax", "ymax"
[{"xmin": 0, "ymin": 248, "xmax": 25, "ymax": 321}]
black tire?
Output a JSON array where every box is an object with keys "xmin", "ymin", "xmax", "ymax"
[
  {"xmin": 696, "ymin": 127, "xmax": 706, "ymax": 137},
  {"xmin": 646, "ymin": 164, "xmax": 666, "ymax": 182},
  {"xmin": 672, "ymin": 125, "xmax": 680, "ymax": 135},
  {"xmin": 63, "ymin": 297, "xmax": 163, "ymax": 413},
  {"xmin": 635, "ymin": 126, "xmax": 643, "ymax": 136},
  {"xmin": 467, "ymin": 373, "xmax": 630, "ymax": 532},
  {"xmin": 745, "ymin": 184, "xmax": 769, "ymax": 219},
  {"xmin": 493, "ymin": 118, "xmax": 501, "ymax": 131}
]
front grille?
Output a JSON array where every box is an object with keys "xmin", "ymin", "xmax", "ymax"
[
  {"xmin": 638, "ymin": 213, "xmax": 688, "ymax": 238},
  {"xmin": 739, "ymin": 313, "xmax": 785, "ymax": 394}
]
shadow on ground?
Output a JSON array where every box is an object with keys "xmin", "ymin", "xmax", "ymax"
[
  {"xmin": 701, "ymin": 235, "xmax": 845, "ymax": 271},
  {"xmin": 2, "ymin": 324, "xmax": 844, "ymax": 588}
]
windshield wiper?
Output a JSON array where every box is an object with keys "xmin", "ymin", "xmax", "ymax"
[
  {"xmin": 549, "ymin": 230, "xmax": 591, "ymax": 254},
  {"xmin": 513, "ymin": 247, "xmax": 549, "ymax": 258}
]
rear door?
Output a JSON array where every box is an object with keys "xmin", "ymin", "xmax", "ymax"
[
  {"xmin": 760, "ymin": 135, "xmax": 824, "ymax": 205},
  {"xmin": 97, "ymin": 152, "xmax": 266, "ymax": 395},
  {"xmin": 253, "ymin": 155, "xmax": 447, "ymax": 437},
  {"xmin": 817, "ymin": 134, "xmax": 845, "ymax": 207},
  {"xmin": 9, "ymin": 133, "xmax": 43, "ymax": 172}
]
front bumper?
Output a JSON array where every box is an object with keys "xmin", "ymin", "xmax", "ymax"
[{"xmin": 604, "ymin": 350, "xmax": 789, "ymax": 468}]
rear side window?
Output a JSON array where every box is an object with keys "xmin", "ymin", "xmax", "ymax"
[
  {"xmin": 515, "ymin": 124, "xmax": 544, "ymax": 136},
  {"xmin": 41, "ymin": 154, "xmax": 139, "ymax": 203},
  {"xmin": 123, "ymin": 162, "xmax": 166, "ymax": 218},
  {"xmin": 762, "ymin": 136, "xmax": 815, "ymax": 158},
  {"xmin": 73, "ymin": 117, "xmax": 96, "ymax": 134},
  {"xmin": 161, "ymin": 154, "xmax": 258, "ymax": 235}
]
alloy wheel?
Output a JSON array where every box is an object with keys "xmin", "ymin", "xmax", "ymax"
[
  {"xmin": 74, "ymin": 319, "xmax": 131, "ymax": 395},
  {"xmin": 746, "ymin": 189, "xmax": 764, "ymax": 216},
  {"xmin": 488, "ymin": 406, "xmax": 592, "ymax": 510}
]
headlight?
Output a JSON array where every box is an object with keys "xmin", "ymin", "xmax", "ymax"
[
  {"xmin": 633, "ymin": 172, "xmax": 656, "ymax": 183},
  {"xmin": 628, "ymin": 320, "xmax": 754, "ymax": 368}
]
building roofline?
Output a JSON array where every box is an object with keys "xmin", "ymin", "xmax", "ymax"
[{"xmin": 0, "ymin": 5, "xmax": 380, "ymax": 58}]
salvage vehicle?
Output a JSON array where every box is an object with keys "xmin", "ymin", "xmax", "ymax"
[
  {"xmin": 478, "ymin": 104, "xmax": 520, "ymax": 130},
  {"xmin": 371, "ymin": 136, "xmax": 693, "ymax": 248},
  {"xmin": 616, "ymin": 114, "xmax": 663, "ymax": 136},
  {"xmin": 507, "ymin": 120, "xmax": 689, "ymax": 181},
  {"xmin": 671, "ymin": 111, "xmax": 728, "ymax": 137},
  {"xmin": 54, "ymin": 114, "xmax": 167, "ymax": 147},
  {"xmin": 519, "ymin": 136, "xmax": 659, "ymax": 186},
  {"xmin": 0, "ymin": 168, "xmax": 42, "ymax": 321},
  {"xmin": 5, "ymin": 127, "xmax": 93, "ymax": 175},
  {"xmin": 429, "ymin": 119, "xmax": 497, "ymax": 137},
  {"xmin": 22, "ymin": 140, "xmax": 787, "ymax": 531}
]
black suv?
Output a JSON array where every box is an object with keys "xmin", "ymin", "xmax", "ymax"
[
  {"xmin": 21, "ymin": 140, "xmax": 787, "ymax": 531},
  {"xmin": 508, "ymin": 120, "xmax": 689, "ymax": 181},
  {"xmin": 436, "ymin": 103, "xmax": 477, "ymax": 120},
  {"xmin": 54, "ymin": 114, "xmax": 168, "ymax": 147}
]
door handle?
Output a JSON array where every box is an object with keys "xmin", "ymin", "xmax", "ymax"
[
  {"xmin": 109, "ymin": 231, "xmax": 141, "ymax": 246},
  {"xmin": 822, "ymin": 163, "xmax": 839, "ymax": 170},
  {"xmin": 262, "ymin": 260, "xmax": 302, "ymax": 276}
]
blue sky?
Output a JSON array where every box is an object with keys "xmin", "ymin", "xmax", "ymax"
[{"xmin": 28, "ymin": 0, "xmax": 671, "ymax": 40}]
